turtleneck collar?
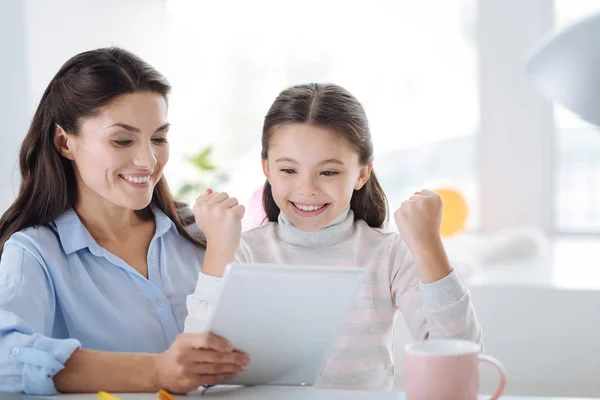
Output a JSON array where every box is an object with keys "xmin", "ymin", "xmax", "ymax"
[{"xmin": 275, "ymin": 206, "xmax": 355, "ymax": 247}]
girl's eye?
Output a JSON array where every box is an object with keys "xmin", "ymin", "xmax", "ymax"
[
  {"xmin": 281, "ymin": 169, "xmax": 296, "ymax": 174},
  {"xmin": 321, "ymin": 171, "xmax": 339, "ymax": 176},
  {"xmin": 152, "ymin": 138, "xmax": 168, "ymax": 144},
  {"xmin": 113, "ymin": 140, "xmax": 133, "ymax": 147}
]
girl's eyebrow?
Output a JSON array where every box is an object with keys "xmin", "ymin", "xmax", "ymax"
[
  {"xmin": 275, "ymin": 157, "xmax": 298, "ymax": 164},
  {"xmin": 274, "ymin": 157, "xmax": 344, "ymax": 166},
  {"xmin": 317, "ymin": 158, "xmax": 345, "ymax": 166}
]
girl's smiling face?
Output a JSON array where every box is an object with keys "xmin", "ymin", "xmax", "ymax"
[{"xmin": 262, "ymin": 123, "xmax": 371, "ymax": 231}]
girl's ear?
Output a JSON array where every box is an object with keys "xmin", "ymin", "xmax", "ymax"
[
  {"xmin": 261, "ymin": 158, "xmax": 271, "ymax": 182},
  {"xmin": 355, "ymin": 162, "xmax": 373, "ymax": 190}
]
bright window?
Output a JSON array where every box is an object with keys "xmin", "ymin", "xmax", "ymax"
[
  {"xmin": 554, "ymin": 1, "xmax": 600, "ymax": 233},
  {"xmin": 165, "ymin": 0, "xmax": 479, "ymax": 230}
]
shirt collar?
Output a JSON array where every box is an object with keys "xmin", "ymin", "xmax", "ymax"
[{"xmin": 53, "ymin": 204, "xmax": 178, "ymax": 255}]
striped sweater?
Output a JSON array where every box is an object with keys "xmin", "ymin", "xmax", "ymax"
[{"xmin": 184, "ymin": 208, "xmax": 482, "ymax": 390}]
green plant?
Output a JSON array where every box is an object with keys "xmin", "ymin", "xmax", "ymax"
[{"xmin": 177, "ymin": 146, "xmax": 230, "ymax": 201}]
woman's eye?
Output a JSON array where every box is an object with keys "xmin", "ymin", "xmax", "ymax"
[
  {"xmin": 152, "ymin": 138, "xmax": 168, "ymax": 144},
  {"xmin": 281, "ymin": 169, "xmax": 296, "ymax": 174},
  {"xmin": 113, "ymin": 140, "xmax": 133, "ymax": 147}
]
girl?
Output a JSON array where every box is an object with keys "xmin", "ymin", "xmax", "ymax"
[{"xmin": 185, "ymin": 83, "xmax": 481, "ymax": 391}]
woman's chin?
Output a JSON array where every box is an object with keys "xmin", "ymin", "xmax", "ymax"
[{"xmin": 116, "ymin": 196, "xmax": 153, "ymax": 211}]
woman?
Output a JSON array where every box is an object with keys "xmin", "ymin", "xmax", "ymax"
[{"xmin": 0, "ymin": 47, "xmax": 248, "ymax": 395}]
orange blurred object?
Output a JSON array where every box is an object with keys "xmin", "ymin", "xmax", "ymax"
[{"xmin": 435, "ymin": 188, "xmax": 469, "ymax": 236}]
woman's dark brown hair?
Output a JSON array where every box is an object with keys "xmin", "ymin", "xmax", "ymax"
[
  {"xmin": 0, "ymin": 47, "xmax": 205, "ymax": 256},
  {"xmin": 261, "ymin": 83, "xmax": 388, "ymax": 228}
]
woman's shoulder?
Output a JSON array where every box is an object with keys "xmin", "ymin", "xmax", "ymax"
[
  {"xmin": 1, "ymin": 223, "xmax": 64, "ymax": 275},
  {"xmin": 5, "ymin": 224, "xmax": 62, "ymax": 254},
  {"xmin": 3, "ymin": 208, "xmax": 88, "ymax": 261}
]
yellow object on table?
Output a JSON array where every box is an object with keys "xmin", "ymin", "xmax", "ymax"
[
  {"xmin": 97, "ymin": 392, "xmax": 122, "ymax": 400},
  {"xmin": 97, "ymin": 389, "xmax": 175, "ymax": 400},
  {"xmin": 434, "ymin": 188, "xmax": 469, "ymax": 236},
  {"xmin": 157, "ymin": 389, "xmax": 176, "ymax": 400}
]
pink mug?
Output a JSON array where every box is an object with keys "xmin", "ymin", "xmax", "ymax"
[{"xmin": 404, "ymin": 339, "xmax": 506, "ymax": 400}]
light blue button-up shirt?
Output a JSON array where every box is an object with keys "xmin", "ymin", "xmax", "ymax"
[{"xmin": 0, "ymin": 206, "xmax": 204, "ymax": 395}]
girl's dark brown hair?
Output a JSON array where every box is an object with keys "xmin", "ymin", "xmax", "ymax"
[
  {"xmin": 0, "ymin": 47, "xmax": 205, "ymax": 256},
  {"xmin": 261, "ymin": 83, "xmax": 388, "ymax": 228}
]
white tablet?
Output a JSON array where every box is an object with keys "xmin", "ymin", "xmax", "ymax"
[{"xmin": 205, "ymin": 263, "xmax": 365, "ymax": 387}]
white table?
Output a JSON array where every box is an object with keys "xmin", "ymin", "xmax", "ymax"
[
  {"xmin": 190, "ymin": 386, "xmax": 598, "ymax": 399},
  {"xmin": 3, "ymin": 386, "xmax": 598, "ymax": 400}
]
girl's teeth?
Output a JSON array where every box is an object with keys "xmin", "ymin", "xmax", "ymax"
[{"xmin": 294, "ymin": 203, "xmax": 324, "ymax": 212}]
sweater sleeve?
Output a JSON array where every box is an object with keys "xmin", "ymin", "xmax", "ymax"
[
  {"xmin": 184, "ymin": 238, "xmax": 253, "ymax": 333},
  {"xmin": 390, "ymin": 237, "xmax": 482, "ymax": 343}
]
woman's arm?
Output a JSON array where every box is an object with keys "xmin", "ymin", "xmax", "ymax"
[
  {"xmin": 54, "ymin": 349, "xmax": 158, "ymax": 393},
  {"xmin": 0, "ymin": 244, "xmax": 248, "ymax": 395},
  {"xmin": 0, "ymin": 244, "xmax": 80, "ymax": 395},
  {"xmin": 54, "ymin": 333, "xmax": 249, "ymax": 394}
]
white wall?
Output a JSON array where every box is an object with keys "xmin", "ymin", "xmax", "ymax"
[
  {"xmin": 478, "ymin": 0, "xmax": 555, "ymax": 234},
  {"xmin": 0, "ymin": 0, "xmax": 29, "ymax": 212},
  {"xmin": 0, "ymin": 0, "xmax": 168, "ymax": 213},
  {"xmin": 22, "ymin": 0, "xmax": 168, "ymax": 111}
]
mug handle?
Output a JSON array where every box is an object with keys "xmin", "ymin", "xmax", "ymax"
[{"xmin": 478, "ymin": 354, "xmax": 507, "ymax": 400}]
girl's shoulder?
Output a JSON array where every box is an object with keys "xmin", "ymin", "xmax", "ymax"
[
  {"xmin": 241, "ymin": 221, "xmax": 278, "ymax": 243},
  {"xmin": 352, "ymin": 219, "xmax": 411, "ymax": 255},
  {"xmin": 353, "ymin": 219, "xmax": 403, "ymax": 242},
  {"xmin": 352, "ymin": 221, "xmax": 412, "ymax": 269}
]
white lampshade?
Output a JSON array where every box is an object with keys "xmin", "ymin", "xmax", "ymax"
[{"xmin": 526, "ymin": 12, "xmax": 600, "ymax": 126}]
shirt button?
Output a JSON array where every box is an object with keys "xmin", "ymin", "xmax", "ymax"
[
  {"xmin": 11, "ymin": 347, "xmax": 19, "ymax": 356},
  {"xmin": 157, "ymin": 298, "xmax": 165, "ymax": 307},
  {"xmin": 150, "ymin": 256, "xmax": 157, "ymax": 264}
]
